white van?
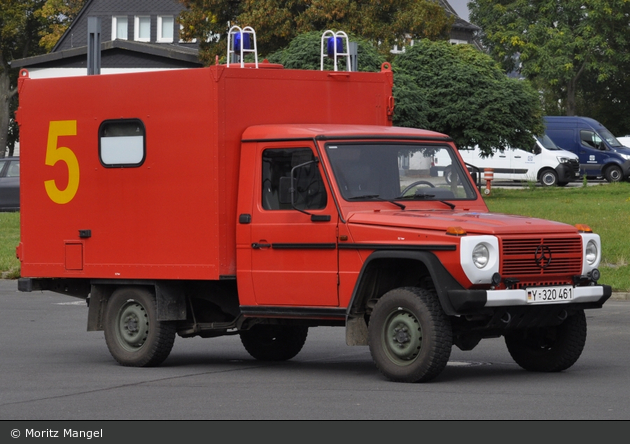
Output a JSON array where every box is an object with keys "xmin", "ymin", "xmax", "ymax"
[
  {"xmin": 616, "ymin": 136, "xmax": 630, "ymax": 148},
  {"xmin": 431, "ymin": 135, "xmax": 580, "ymax": 186}
]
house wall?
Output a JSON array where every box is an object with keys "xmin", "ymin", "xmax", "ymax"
[{"xmin": 56, "ymin": 0, "xmax": 190, "ymax": 50}]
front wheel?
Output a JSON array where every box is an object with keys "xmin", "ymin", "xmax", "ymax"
[
  {"xmin": 368, "ymin": 287, "xmax": 452, "ymax": 383},
  {"xmin": 604, "ymin": 165, "xmax": 623, "ymax": 183},
  {"xmin": 504, "ymin": 310, "xmax": 587, "ymax": 372},
  {"xmin": 240, "ymin": 325, "xmax": 308, "ymax": 361},
  {"xmin": 104, "ymin": 287, "xmax": 176, "ymax": 367},
  {"xmin": 539, "ymin": 169, "xmax": 558, "ymax": 187}
]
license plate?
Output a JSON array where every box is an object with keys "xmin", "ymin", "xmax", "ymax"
[{"xmin": 526, "ymin": 286, "xmax": 574, "ymax": 304}]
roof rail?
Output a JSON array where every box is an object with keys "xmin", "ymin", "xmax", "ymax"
[
  {"xmin": 321, "ymin": 30, "xmax": 350, "ymax": 72},
  {"xmin": 227, "ymin": 26, "xmax": 258, "ymax": 68}
]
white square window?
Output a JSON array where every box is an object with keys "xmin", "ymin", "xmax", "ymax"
[
  {"xmin": 134, "ymin": 16, "xmax": 151, "ymax": 42},
  {"xmin": 112, "ymin": 16, "xmax": 128, "ymax": 40},
  {"xmin": 158, "ymin": 16, "xmax": 174, "ymax": 43},
  {"xmin": 99, "ymin": 120, "xmax": 146, "ymax": 167}
]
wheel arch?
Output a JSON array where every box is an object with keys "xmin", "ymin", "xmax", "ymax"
[
  {"xmin": 87, "ymin": 281, "xmax": 187, "ymax": 331},
  {"xmin": 345, "ymin": 250, "xmax": 463, "ymax": 345}
]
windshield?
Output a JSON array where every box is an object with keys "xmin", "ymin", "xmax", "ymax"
[
  {"xmin": 536, "ymin": 134, "xmax": 562, "ymax": 151},
  {"xmin": 324, "ymin": 143, "xmax": 477, "ymax": 202},
  {"xmin": 598, "ymin": 128, "xmax": 624, "ymax": 147}
]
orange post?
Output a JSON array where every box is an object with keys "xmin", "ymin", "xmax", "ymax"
[{"xmin": 483, "ymin": 168, "xmax": 494, "ymax": 195}]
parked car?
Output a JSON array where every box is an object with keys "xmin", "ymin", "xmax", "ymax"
[
  {"xmin": 544, "ymin": 116, "xmax": 630, "ymax": 182},
  {"xmin": 616, "ymin": 136, "xmax": 630, "ymax": 148},
  {"xmin": 0, "ymin": 157, "xmax": 20, "ymax": 211},
  {"xmin": 431, "ymin": 135, "xmax": 580, "ymax": 187}
]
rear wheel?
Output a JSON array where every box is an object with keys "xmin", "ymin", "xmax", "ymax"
[
  {"xmin": 104, "ymin": 287, "xmax": 176, "ymax": 367},
  {"xmin": 504, "ymin": 310, "xmax": 587, "ymax": 372},
  {"xmin": 368, "ymin": 287, "xmax": 452, "ymax": 383},
  {"xmin": 240, "ymin": 325, "xmax": 308, "ymax": 361}
]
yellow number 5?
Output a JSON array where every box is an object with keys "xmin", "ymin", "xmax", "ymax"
[{"xmin": 45, "ymin": 120, "xmax": 79, "ymax": 204}]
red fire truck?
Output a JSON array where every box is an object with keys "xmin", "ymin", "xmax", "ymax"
[{"xmin": 15, "ymin": 31, "xmax": 611, "ymax": 382}]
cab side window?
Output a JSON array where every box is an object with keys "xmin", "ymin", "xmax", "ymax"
[
  {"xmin": 580, "ymin": 130, "xmax": 604, "ymax": 150},
  {"xmin": 261, "ymin": 148, "xmax": 327, "ymax": 211}
]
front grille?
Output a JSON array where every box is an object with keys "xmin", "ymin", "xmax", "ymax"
[
  {"xmin": 568, "ymin": 159, "xmax": 580, "ymax": 174},
  {"xmin": 500, "ymin": 236, "xmax": 583, "ymax": 286}
]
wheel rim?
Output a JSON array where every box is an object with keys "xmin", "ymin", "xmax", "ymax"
[
  {"xmin": 609, "ymin": 168, "xmax": 621, "ymax": 181},
  {"xmin": 542, "ymin": 173, "xmax": 555, "ymax": 186},
  {"xmin": 382, "ymin": 308, "xmax": 423, "ymax": 365},
  {"xmin": 115, "ymin": 300, "xmax": 149, "ymax": 352}
]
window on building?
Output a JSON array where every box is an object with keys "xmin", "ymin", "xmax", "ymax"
[
  {"xmin": 112, "ymin": 16, "xmax": 128, "ymax": 40},
  {"xmin": 158, "ymin": 16, "xmax": 174, "ymax": 42},
  {"xmin": 134, "ymin": 16, "xmax": 151, "ymax": 42},
  {"xmin": 99, "ymin": 120, "xmax": 146, "ymax": 167}
]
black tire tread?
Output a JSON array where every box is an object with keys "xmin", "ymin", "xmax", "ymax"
[
  {"xmin": 505, "ymin": 310, "xmax": 587, "ymax": 372},
  {"xmin": 368, "ymin": 287, "xmax": 452, "ymax": 383},
  {"xmin": 240, "ymin": 325, "xmax": 308, "ymax": 361},
  {"xmin": 104, "ymin": 287, "xmax": 176, "ymax": 367}
]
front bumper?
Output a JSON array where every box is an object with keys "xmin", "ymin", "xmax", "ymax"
[
  {"xmin": 555, "ymin": 163, "xmax": 579, "ymax": 183},
  {"xmin": 485, "ymin": 285, "xmax": 610, "ymax": 306},
  {"xmin": 447, "ymin": 284, "xmax": 612, "ymax": 314}
]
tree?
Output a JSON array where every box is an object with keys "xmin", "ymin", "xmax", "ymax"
[
  {"xmin": 36, "ymin": 0, "xmax": 86, "ymax": 51},
  {"xmin": 469, "ymin": 0, "xmax": 630, "ymax": 117},
  {"xmin": 1, "ymin": 0, "xmax": 46, "ymax": 157},
  {"xmin": 392, "ymin": 39, "xmax": 543, "ymax": 156},
  {"xmin": 178, "ymin": 0, "xmax": 453, "ymax": 65},
  {"xmin": 0, "ymin": 0, "xmax": 83, "ymax": 157}
]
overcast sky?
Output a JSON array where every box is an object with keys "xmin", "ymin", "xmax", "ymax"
[{"xmin": 448, "ymin": 0, "xmax": 471, "ymax": 22}]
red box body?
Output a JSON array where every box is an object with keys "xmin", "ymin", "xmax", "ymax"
[{"xmin": 16, "ymin": 64, "xmax": 394, "ymax": 280}]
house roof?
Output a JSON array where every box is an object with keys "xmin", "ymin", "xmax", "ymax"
[
  {"xmin": 10, "ymin": 39, "xmax": 201, "ymax": 69},
  {"xmin": 10, "ymin": 0, "xmax": 479, "ymax": 71}
]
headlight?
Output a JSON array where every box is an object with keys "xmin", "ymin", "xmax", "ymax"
[
  {"xmin": 472, "ymin": 244, "xmax": 490, "ymax": 268},
  {"xmin": 579, "ymin": 232, "xmax": 602, "ymax": 274},
  {"xmin": 618, "ymin": 153, "xmax": 630, "ymax": 160},
  {"xmin": 557, "ymin": 156, "xmax": 571, "ymax": 163},
  {"xmin": 585, "ymin": 239, "xmax": 598, "ymax": 265},
  {"xmin": 460, "ymin": 236, "xmax": 499, "ymax": 284}
]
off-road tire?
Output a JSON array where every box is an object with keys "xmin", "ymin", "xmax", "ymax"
[
  {"xmin": 104, "ymin": 287, "xmax": 176, "ymax": 367},
  {"xmin": 368, "ymin": 287, "xmax": 452, "ymax": 383},
  {"xmin": 504, "ymin": 310, "xmax": 587, "ymax": 372},
  {"xmin": 240, "ymin": 325, "xmax": 309, "ymax": 361}
]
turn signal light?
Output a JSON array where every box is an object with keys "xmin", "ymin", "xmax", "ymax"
[
  {"xmin": 575, "ymin": 224, "xmax": 593, "ymax": 233},
  {"xmin": 446, "ymin": 226, "xmax": 467, "ymax": 236}
]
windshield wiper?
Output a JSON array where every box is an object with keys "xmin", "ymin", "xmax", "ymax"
[
  {"xmin": 395, "ymin": 194, "xmax": 456, "ymax": 209},
  {"xmin": 347, "ymin": 194, "xmax": 406, "ymax": 210}
]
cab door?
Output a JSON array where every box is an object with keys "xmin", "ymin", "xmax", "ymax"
[
  {"xmin": 578, "ymin": 129, "xmax": 606, "ymax": 177},
  {"xmin": 240, "ymin": 143, "xmax": 339, "ymax": 307}
]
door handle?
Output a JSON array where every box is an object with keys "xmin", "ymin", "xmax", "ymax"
[{"xmin": 252, "ymin": 242, "xmax": 271, "ymax": 249}]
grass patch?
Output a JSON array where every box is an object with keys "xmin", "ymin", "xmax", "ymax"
[
  {"xmin": 0, "ymin": 212, "xmax": 20, "ymax": 279},
  {"xmin": 484, "ymin": 182, "xmax": 630, "ymax": 292}
]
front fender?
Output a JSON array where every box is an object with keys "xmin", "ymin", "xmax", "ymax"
[{"xmin": 346, "ymin": 250, "xmax": 467, "ymax": 317}]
